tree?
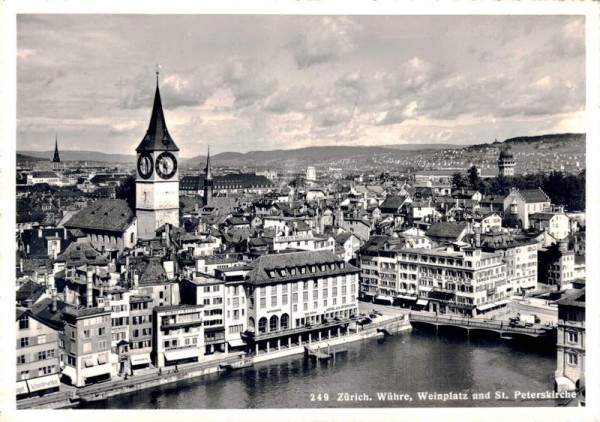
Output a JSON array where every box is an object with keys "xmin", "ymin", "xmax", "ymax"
[
  {"xmin": 451, "ymin": 172, "xmax": 467, "ymax": 191},
  {"xmin": 116, "ymin": 175, "xmax": 135, "ymax": 209},
  {"xmin": 467, "ymin": 165, "xmax": 480, "ymax": 190}
]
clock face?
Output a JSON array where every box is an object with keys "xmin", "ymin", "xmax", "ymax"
[
  {"xmin": 137, "ymin": 153, "xmax": 153, "ymax": 179},
  {"xmin": 155, "ymin": 151, "xmax": 177, "ymax": 179}
]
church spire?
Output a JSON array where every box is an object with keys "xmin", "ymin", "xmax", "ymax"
[
  {"xmin": 203, "ymin": 145, "xmax": 214, "ymax": 206},
  {"xmin": 205, "ymin": 145, "xmax": 213, "ymax": 180},
  {"xmin": 136, "ymin": 70, "xmax": 179, "ymax": 153},
  {"xmin": 52, "ymin": 134, "xmax": 61, "ymax": 163}
]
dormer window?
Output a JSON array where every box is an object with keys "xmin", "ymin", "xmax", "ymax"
[
  {"xmin": 268, "ymin": 270, "xmax": 275, "ymax": 278},
  {"xmin": 340, "ymin": 262, "xmax": 345, "ymax": 269},
  {"xmin": 290, "ymin": 268, "xmax": 296, "ymax": 276},
  {"xmin": 300, "ymin": 267, "xmax": 306, "ymax": 274}
]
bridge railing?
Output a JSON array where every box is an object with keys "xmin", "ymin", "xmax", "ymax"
[{"xmin": 408, "ymin": 313, "xmax": 548, "ymax": 335}]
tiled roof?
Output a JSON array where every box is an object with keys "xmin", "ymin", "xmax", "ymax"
[
  {"xmin": 379, "ymin": 195, "xmax": 408, "ymax": 212},
  {"xmin": 426, "ymin": 222, "xmax": 469, "ymax": 241},
  {"xmin": 30, "ymin": 298, "xmax": 69, "ymax": 331},
  {"xmin": 56, "ymin": 242, "xmax": 109, "ymax": 266},
  {"xmin": 180, "ymin": 174, "xmax": 274, "ymax": 190},
  {"xmin": 138, "ymin": 258, "xmax": 169, "ymax": 285},
  {"xmin": 64, "ymin": 199, "xmax": 134, "ymax": 232},
  {"xmin": 555, "ymin": 288, "xmax": 585, "ymax": 308},
  {"xmin": 518, "ymin": 189, "xmax": 550, "ymax": 204},
  {"xmin": 63, "ymin": 305, "xmax": 110, "ymax": 318},
  {"xmin": 245, "ymin": 250, "xmax": 359, "ymax": 285},
  {"xmin": 16, "ymin": 280, "xmax": 46, "ymax": 305}
]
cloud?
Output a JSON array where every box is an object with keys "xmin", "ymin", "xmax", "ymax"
[
  {"xmin": 288, "ymin": 17, "xmax": 362, "ymax": 68},
  {"xmin": 263, "ymin": 86, "xmax": 315, "ymax": 114},
  {"xmin": 220, "ymin": 59, "xmax": 279, "ymax": 110},
  {"xmin": 119, "ymin": 70, "xmax": 216, "ymax": 109}
]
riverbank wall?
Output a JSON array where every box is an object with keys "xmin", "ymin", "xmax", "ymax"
[{"xmin": 18, "ymin": 315, "xmax": 411, "ymax": 409}]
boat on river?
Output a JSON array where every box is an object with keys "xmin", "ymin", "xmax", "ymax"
[{"xmin": 220, "ymin": 357, "xmax": 254, "ymax": 370}]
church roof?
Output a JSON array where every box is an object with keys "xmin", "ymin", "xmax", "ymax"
[
  {"xmin": 64, "ymin": 199, "xmax": 135, "ymax": 232},
  {"xmin": 136, "ymin": 81, "xmax": 179, "ymax": 152}
]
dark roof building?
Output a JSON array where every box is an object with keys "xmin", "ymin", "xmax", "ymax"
[
  {"xmin": 245, "ymin": 250, "xmax": 359, "ymax": 285},
  {"xmin": 426, "ymin": 221, "xmax": 469, "ymax": 244},
  {"xmin": 64, "ymin": 199, "xmax": 135, "ymax": 232}
]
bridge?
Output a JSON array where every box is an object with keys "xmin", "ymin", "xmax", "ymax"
[{"xmin": 408, "ymin": 313, "xmax": 556, "ymax": 339}]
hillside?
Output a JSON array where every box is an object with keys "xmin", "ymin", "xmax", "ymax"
[{"xmin": 18, "ymin": 150, "xmax": 136, "ymax": 163}]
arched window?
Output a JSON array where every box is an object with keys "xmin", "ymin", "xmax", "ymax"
[
  {"xmin": 258, "ymin": 317, "xmax": 267, "ymax": 334},
  {"xmin": 269, "ymin": 315, "xmax": 279, "ymax": 332},
  {"xmin": 248, "ymin": 316, "xmax": 255, "ymax": 329},
  {"xmin": 280, "ymin": 314, "xmax": 289, "ymax": 330}
]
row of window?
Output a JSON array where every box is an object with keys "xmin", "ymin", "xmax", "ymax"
[
  {"xmin": 19, "ymin": 365, "xmax": 55, "ymax": 380},
  {"xmin": 16, "ymin": 348, "xmax": 56, "ymax": 364}
]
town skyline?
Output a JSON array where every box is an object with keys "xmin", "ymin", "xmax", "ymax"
[{"xmin": 17, "ymin": 14, "xmax": 585, "ymax": 158}]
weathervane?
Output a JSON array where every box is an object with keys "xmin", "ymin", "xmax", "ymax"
[{"xmin": 155, "ymin": 63, "xmax": 161, "ymax": 82}]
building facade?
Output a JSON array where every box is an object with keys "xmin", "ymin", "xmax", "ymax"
[
  {"xmin": 153, "ymin": 304, "xmax": 205, "ymax": 368},
  {"xmin": 555, "ymin": 289, "xmax": 585, "ymax": 393},
  {"xmin": 16, "ymin": 309, "xmax": 61, "ymax": 399}
]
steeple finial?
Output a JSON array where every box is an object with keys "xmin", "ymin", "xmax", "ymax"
[{"xmin": 155, "ymin": 63, "xmax": 161, "ymax": 85}]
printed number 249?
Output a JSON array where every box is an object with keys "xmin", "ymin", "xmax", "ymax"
[{"xmin": 310, "ymin": 393, "xmax": 329, "ymax": 401}]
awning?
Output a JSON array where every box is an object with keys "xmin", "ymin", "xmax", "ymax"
[
  {"xmin": 416, "ymin": 299, "xmax": 429, "ymax": 306},
  {"xmin": 476, "ymin": 302, "xmax": 497, "ymax": 311},
  {"xmin": 228, "ymin": 338, "xmax": 246, "ymax": 348},
  {"xmin": 27, "ymin": 374, "xmax": 60, "ymax": 392},
  {"xmin": 396, "ymin": 295, "xmax": 417, "ymax": 301},
  {"xmin": 61, "ymin": 365, "xmax": 76, "ymax": 380},
  {"xmin": 82, "ymin": 363, "xmax": 110, "ymax": 378},
  {"xmin": 376, "ymin": 295, "xmax": 393, "ymax": 303},
  {"xmin": 164, "ymin": 348, "xmax": 198, "ymax": 361},
  {"xmin": 130, "ymin": 353, "xmax": 152, "ymax": 366},
  {"xmin": 97, "ymin": 354, "xmax": 107, "ymax": 365},
  {"xmin": 16, "ymin": 381, "xmax": 29, "ymax": 395},
  {"xmin": 84, "ymin": 356, "xmax": 94, "ymax": 367},
  {"xmin": 362, "ymin": 292, "xmax": 376, "ymax": 297},
  {"xmin": 494, "ymin": 299, "xmax": 511, "ymax": 306}
]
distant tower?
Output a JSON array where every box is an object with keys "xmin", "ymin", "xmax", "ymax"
[
  {"xmin": 52, "ymin": 135, "xmax": 61, "ymax": 163},
  {"xmin": 498, "ymin": 146, "xmax": 515, "ymax": 177},
  {"xmin": 306, "ymin": 166, "xmax": 316, "ymax": 182},
  {"xmin": 203, "ymin": 146, "xmax": 213, "ymax": 206}
]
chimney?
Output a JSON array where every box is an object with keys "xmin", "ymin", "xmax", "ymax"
[
  {"xmin": 86, "ymin": 268, "xmax": 93, "ymax": 308},
  {"xmin": 166, "ymin": 224, "xmax": 171, "ymax": 247},
  {"xmin": 474, "ymin": 226, "xmax": 481, "ymax": 248},
  {"xmin": 51, "ymin": 288, "xmax": 57, "ymax": 313},
  {"xmin": 38, "ymin": 227, "xmax": 43, "ymax": 238}
]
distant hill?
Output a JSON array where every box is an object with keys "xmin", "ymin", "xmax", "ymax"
[
  {"xmin": 17, "ymin": 150, "xmax": 136, "ymax": 163},
  {"xmin": 18, "ymin": 134, "xmax": 585, "ymax": 170},
  {"xmin": 17, "ymin": 153, "xmax": 46, "ymax": 162},
  {"xmin": 503, "ymin": 133, "xmax": 585, "ymax": 145},
  {"xmin": 184, "ymin": 146, "xmax": 409, "ymax": 166}
]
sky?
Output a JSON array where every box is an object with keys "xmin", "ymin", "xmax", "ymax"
[{"xmin": 16, "ymin": 14, "xmax": 585, "ymax": 158}]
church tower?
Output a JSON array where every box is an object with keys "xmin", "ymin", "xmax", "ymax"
[
  {"xmin": 498, "ymin": 146, "xmax": 515, "ymax": 177},
  {"xmin": 203, "ymin": 146, "xmax": 213, "ymax": 206},
  {"xmin": 52, "ymin": 135, "xmax": 61, "ymax": 167},
  {"xmin": 135, "ymin": 72, "xmax": 180, "ymax": 239}
]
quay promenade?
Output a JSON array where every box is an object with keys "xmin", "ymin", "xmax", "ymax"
[{"xmin": 17, "ymin": 314, "xmax": 410, "ymax": 409}]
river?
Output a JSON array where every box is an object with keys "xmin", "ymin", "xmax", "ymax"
[{"xmin": 79, "ymin": 324, "xmax": 560, "ymax": 409}]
